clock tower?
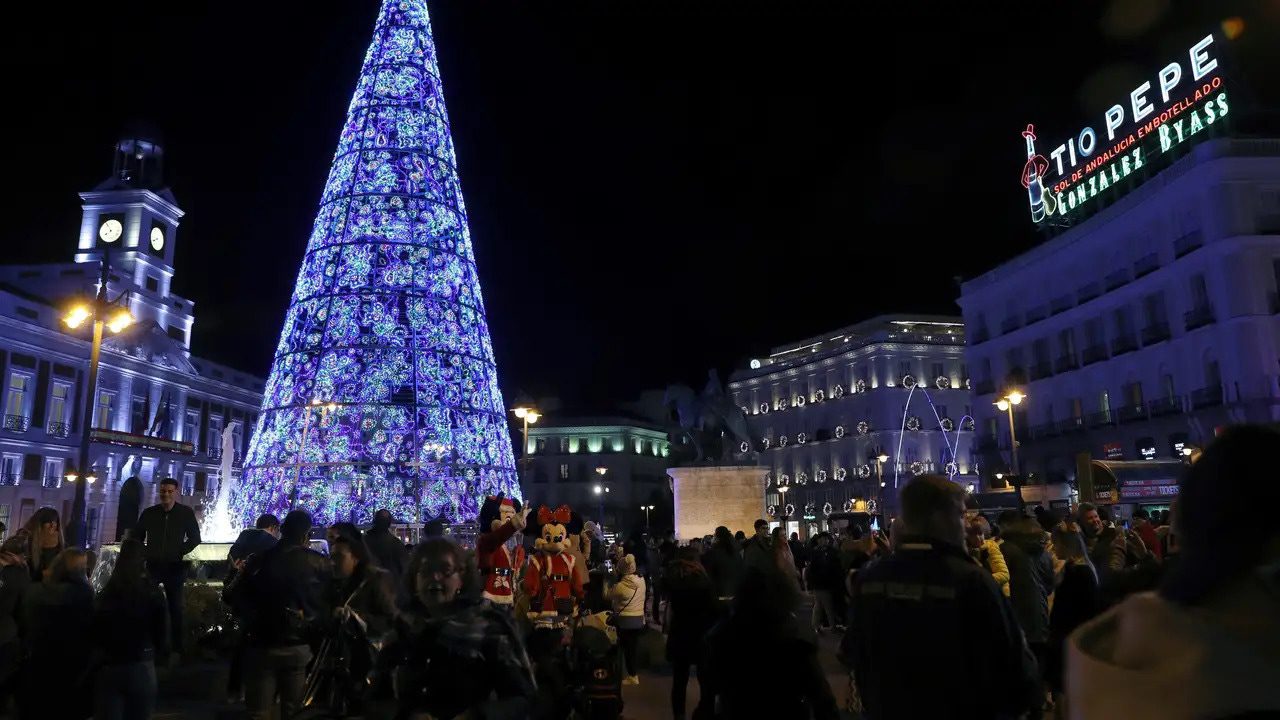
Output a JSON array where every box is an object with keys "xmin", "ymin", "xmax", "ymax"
[{"xmin": 77, "ymin": 137, "xmax": 194, "ymax": 349}]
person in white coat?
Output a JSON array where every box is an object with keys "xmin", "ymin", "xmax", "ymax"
[{"xmin": 609, "ymin": 554, "xmax": 647, "ymax": 685}]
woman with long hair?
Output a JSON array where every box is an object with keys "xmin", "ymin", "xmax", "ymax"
[
  {"xmin": 93, "ymin": 539, "xmax": 169, "ymax": 720},
  {"xmin": 701, "ymin": 526, "xmax": 744, "ymax": 600},
  {"xmin": 380, "ymin": 538, "xmax": 535, "ymax": 719},
  {"xmin": 770, "ymin": 527, "xmax": 799, "ymax": 587},
  {"xmin": 22, "ymin": 507, "xmax": 64, "ymax": 582},
  {"xmin": 1047, "ymin": 523, "xmax": 1100, "ymax": 709}
]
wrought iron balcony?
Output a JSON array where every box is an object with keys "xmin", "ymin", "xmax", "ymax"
[
  {"xmin": 206, "ymin": 447, "xmax": 222, "ymax": 460},
  {"xmin": 1184, "ymin": 305, "xmax": 1215, "ymax": 331},
  {"xmin": 1173, "ymin": 230, "xmax": 1203, "ymax": 258},
  {"xmin": 1190, "ymin": 384, "xmax": 1223, "ymax": 409},
  {"xmin": 41, "ymin": 475, "xmax": 60, "ymax": 489},
  {"xmin": 1029, "ymin": 361, "xmax": 1053, "ymax": 380},
  {"xmin": 0, "ymin": 473, "xmax": 19, "ymax": 487},
  {"xmin": 3, "ymin": 415, "xmax": 29, "ymax": 433},
  {"xmin": 1141, "ymin": 322, "xmax": 1170, "ymax": 346},
  {"xmin": 46, "ymin": 421, "xmax": 70, "ymax": 438},
  {"xmin": 1086, "ymin": 411, "xmax": 1114, "ymax": 428},
  {"xmin": 1059, "ymin": 416, "xmax": 1086, "ymax": 434},
  {"xmin": 1081, "ymin": 344, "xmax": 1108, "ymax": 366},
  {"xmin": 1110, "ymin": 334, "xmax": 1138, "ymax": 356},
  {"xmin": 1148, "ymin": 396, "xmax": 1183, "ymax": 417},
  {"xmin": 1116, "ymin": 404, "xmax": 1147, "ymax": 424},
  {"xmin": 1054, "ymin": 354, "xmax": 1078, "ymax": 373}
]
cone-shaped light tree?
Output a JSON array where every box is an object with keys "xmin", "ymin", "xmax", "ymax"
[{"xmin": 234, "ymin": 0, "xmax": 518, "ymax": 527}]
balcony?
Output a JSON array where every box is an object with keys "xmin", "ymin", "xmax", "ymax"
[
  {"xmin": 1030, "ymin": 422, "xmax": 1060, "ymax": 439},
  {"xmin": 1025, "ymin": 305, "xmax": 1047, "ymax": 325},
  {"xmin": 1133, "ymin": 253, "xmax": 1159, "ymax": 278},
  {"xmin": 1148, "ymin": 396, "xmax": 1183, "ymax": 417},
  {"xmin": 1059, "ymin": 416, "xmax": 1086, "ymax": 434},
  {"xmin": 41, "ymin": 474, "xmax": 60, "ymax": 489},
  {"xmin": 1050, "ymin": 295, "xmax": 1074, "ymax": 315},
  {"xmin": 1086, "ymin": 411, "xmax": 1114, "ymax": 428},
  {"xmin": 1029, "ymin": 361, "xmax": 1053, "ymax": 380},
  {"xmin": 1000, "ymin": 316, "xmax": 1022, "ymax": 335},
  {"xmin": 1104, "ymin": 269, "xmax": 1131, "ymax": 291},
  {"xmin": 1184, "ymin": 305, "xmax": 1215, "ymax": 331},
  {"xmin": 1173, "ymin": 230, "xmax": 1203, "ymax": 258},
  {"xmin": 1076, "ymin": 284, "xmax": 1102, "ymax": 304},
  {"xmin": 1110, "ymin": 334, "xmax": 1138, "ymax": 356},
  {"xmin": 207, "ymin": 447, "xmax": 222, "ymax": 460},
  {"xmin": 0, "ymin": 473, "xmax": 18, "ymax": 487},
  {"xmin": 46, "ymin": 421, "xmax": 70, "ymax": 439},
  {"xmin": 1116, "ymin": 404, "xmax": 1147, "ymax": 424},
  {"xmin": 973, "ymin": 378, "xmax": 995, "ymax": 395},
  {"xmin": 3, "ymin": 415, "xmax": 29, "ymax": 433},
  {"xmin": 1081, "ymin": 344, "xmax": 1108, "ymax": 366},
  {"xmin": 1141, "ymin": 322, "xmax": 1171, "ymax": 346},
  {"xmin": 1190, "ymin": 384, "xmax": 1223, "ymax": 409},
  {"xmin": 1054, "ymin": 354, "xmax": 1078, "ymax": 373}
]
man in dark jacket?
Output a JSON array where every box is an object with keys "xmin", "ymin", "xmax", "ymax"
[
  {"xmin": 237, "ymin": 510, "xmax": 330, "ymax": 720},
  {"xmin": 741, "ymin": 519, "xmax": 774, "ymax": 573},
  {"xmin": 364, "ymin": 509, "xmax": 408, "ymax": 586},
  {"xmin": 230, "ymin": 513, "xmax": 280, "ymax": 564},
  {"xmin": 1001, "ymin": 514, "xmax": 1054, "ymax": 716},
  {"xmin": 847, "ymin": 476, "xmax": 1038, "ymax": 719},
  {"xmin": 135, "ymin": 476, "xmax": 201, "ymax": 654}
]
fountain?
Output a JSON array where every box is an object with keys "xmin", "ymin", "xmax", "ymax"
[
  {"xmin": 892, "ymin": 382, "xmax": 974, "ymax": 488},
  {"xmin": 200, "ymin": 422, "xmax": 241, "ymax": 542}
]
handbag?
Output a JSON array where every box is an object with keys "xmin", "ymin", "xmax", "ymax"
[{"xmin": 606, "ymin": 579, "xmax": 640, "ymax": 627}]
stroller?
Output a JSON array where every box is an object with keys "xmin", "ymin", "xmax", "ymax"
[{"xmin": 572, "ymin": 612, "xmax": 623, "ymax": 720}]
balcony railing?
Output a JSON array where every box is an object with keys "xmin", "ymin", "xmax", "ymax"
[
  {"xmin": 1141, "ymin": 322, "xmax": 1170, "ymax": 345},
  {"xmin": 1111, "ymin": 334, "xmax": 1138, "ymax": 356},
  {"xmin": 1054, "ymin": 354, "xmax": 1078, "ymax": 373},
  {"xmin": 206, "ymin": 447, "xmax": 222, "ymax": 460},
  {"xmin": 1190, "ymin": 384, "xmax": 1223, "ymax": 409},
  {"xmin": 1148, "ymin": 396, "xmax": 1183, "ymax": 417},
  {"xmin": 1133, "ymin": 253, "xmax": 1159, "ymax": 278},
  {"xmin": 1029, "ymin": 361, "xmax": 1053, "ymax": 380},
  {"xmin": 1000, "ymin": 317, "xmax": 1022, "ymax": 335},
  {"xmin": 1173, "ymin": 230, "xmax": 1203, "ymax": 258},
  {"xmin": 1104, "ymin": 269, "xmax": 1131, "ymax": 291},
  {"xmin": 1081, "ymin": 344, "xmax": 1108, "ymax": 366},
  {"xmin": 1087, "ymin": 411, "xmax": 1114, "ymax": 428},
  {"xmin": 1077, "ymin": 284, "xmax": 1102, "ymax": 304},
  {"xmin": 3, "ymin": 415, "xmax": 29, "ymax": 433},
  {"xmin": 1030, "ymin": 422, "xmax": 1060, "ymax": 439},
  {"xmin": 41, "ymin": 474, "xmax": 60, "ymax": 489},
  {"xmin": 1184, "ymin": 304, "xmax": 1215, "ymax": 331},
  {"xmin": 1025, "ymin": 306, "xmax": 1047, "ymax": 325},
  {"xmin": 1059, "ymin": 417, "xmax": 1087, "ymax": 434},
  {"xmin": 46, "ymin": 421, "xmax": 70, "ymax": 438},
  {"xmin": 1050, "ymin": 295, "xmax": 1074, "ymax": 315},
  {"xmin": 1116, "ymin": 404, "xmax": 1147, "ymax": 423}
]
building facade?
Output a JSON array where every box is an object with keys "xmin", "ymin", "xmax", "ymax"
[
  {"xmin": 521, "ymin": 417, "xmax": 672, "ymax": 534},
  {"xmin": 0, "ymin": 138, "xmax": 264, "ymax": 544},
  {"xmin": 727, "ymin": 315, "xmax": 976, "ymax": 538},
  {"xmin": 961, "ymin": 138, "xmax": 1280, "ymax": 509}
]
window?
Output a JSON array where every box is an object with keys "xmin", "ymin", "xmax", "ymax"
[
  {"xmin": 559, "ymin": 437, "xmax": 569, "ymax": 453},
  {"xmin": 131, "ymin": 396, "xmax": 147, "ymax": 434},
  {"xmin": 184, "ymin": 410, "xmax": 199, "ymax": 445},
  {"xmin": 1112, "ymin": 307, "xmax": 1133, "ymax": 337},
  {"xmin": 95, "ymin": 391, "xmax": 115, "ymax": 429},
  {"xmin": 48, "ymin": 383, "xmax": 70, "ymax": 425},
  {"xmin": 1058, "ymin": 328, "xmax": 1076, "ymax": 359},
  {"xmin": 208, "ymin": 416, "xmax": 223, "ymax": 454},
  {"xmin": 231, "ymin": 423, "xmax": 244, "ymax": 459},
  {"xmin": 1204, "ymin": 359, "xmax": 1221, "ymax": 388},
  {"xmin": 1, "ymin": 455, "xmax": 19, "ymax": 484},
  {"xmin": 559, "ymin": 463, "xmax": 569, "ymax": 480},
  {"xmin": 1142, "ymin": 292, "xmax": 1167, "ymax": 326},
  {"xmin": 1032, "ymin": 338, "xmax": 1051, "ymax": 366},
  {"xmin": 145, "ymin": 276, "xmax": 159, "ymax": 292},
  {"xmin": 182, "ymin": 472, "xmax": 195, "ymax": 496},
  {"xmin": 167, "ymin": 326, "xmax": 185, "ymax": 342},
  {"xmin": 931, "ymin": 362, "xmax": 944, "ymax": 380},
  {"xmin": 43, "ymin": 458, "xmax": 63, "ymax": 486},
  {"xmin": 1124, "ymin": 381, "xmax": 1143, "ymax": 406},
  {"xmin": 1005, "ymin": 347, "xmax": 1025, "ymax": 374},
  {"xmin": 1190, "ymin": 273, "xmax": 1209, "ymax": 308},
  {"xmin": 1070, "ymin": 398, "xmax": 1083, "ymax": 420},
  {"xmin": 1085, "ymin": 318, "xmax": 1105, "ymax": 346},
  {"xmin": 1162, "ymin": 374, "xmax": 1176, "ymax": 401},
  {"xmin": 535, "ymin": 439, "xmax": 546, "ymax": 454},
  {"xmin": 1100, "ymin": 391, "xmax": 1111, "ymax": 422},
  {"xmin": 898, "ymin": 360, "xmax": 912, "ymax": 378},
  {"xmin": 5, "ymin": 373, "xmax": 29, "ymax": 418}
]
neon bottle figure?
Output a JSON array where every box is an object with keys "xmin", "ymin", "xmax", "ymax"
[{"xmin": 1021, "ymin": 124, "xmax": 1049, "ymax": 223}]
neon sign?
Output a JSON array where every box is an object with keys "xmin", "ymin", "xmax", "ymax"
[{"xmin": 1022, "ymin": 33, "xmax": 1230, "ymax": 224}]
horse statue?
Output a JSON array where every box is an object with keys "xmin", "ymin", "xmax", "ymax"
[{"xmin": 663, "ymin": 370, "xmax": 756, "ymax": 464}]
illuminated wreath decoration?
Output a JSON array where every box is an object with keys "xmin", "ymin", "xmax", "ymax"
[
  {"xmin": 777, "ymin": 398, "xmax": 789, "ymax": 410},
  {"xmin": 933, "ymin": 376, "xmax": 948, "ymax": 390},
  {"xmin": 742, "ymin": 405, "xmax": 751, "ymax": 415},
  {"xmin": 832, "ymin": 384, "xmax": 845, "ymax": 398},
  {"xmin": 761, "ymin": 437, "xmax": 772, "ymax": 449},
  {"xmin": 814, "ymin": 389, "xmax": 825, "ymax": 403},
  {"xmin": 962, "ymin": 417, "xmax": 975, "ymax": 431},
  {"xmin": 779, "ymin": 474, "xmax": 790, "ymax": 486},
  {"xmin": 945, "ymin": 461, "xmax": 959, "ymax": 476},
  {"xmin": 857, "ymin": 464, "xmax": 871, "ymax": 478},
  {"xmin": 759, "ymin": 403, "xmax": 770, "ymax": 414},
  {"xmin": 867, "ymin": 498, "xmax": 879, "ymax": 514},
  {"xmin": 855, "ymin": 379, "xmax": 867, "ymax": 393},
  {"xmin": 906, "ymin": 416, "xmax": 922, "ymax": 431},
  {"xmin": 902, "ymin": 374, "xmax": 917, "ymax": 389},
  {"xmin": 779, "ymin": 435, "xmax": 788, "ymax": 448},
  {"xmin": 794, "ymin": 395, "xmax": 806, "ymax": 407},
  {"xmin": 765, "ymin": 472, "xmax": 773, "ymax": 487},
  {"xmin": 815, "ymin": 469, "xmax": 828, "ymax": 483},
  {"xmin": 835, "ymin": 467, "xmax": 847, "ymax": 482},
  {"xmin": 767, "ymin": 504, "xmax": 778, "ymax": 518},
  {"xmin": 803, "ymin": 503, "xmax": 816, "ymax": 517},
  {"xmin": 845, "ymin": 498, "xmax": 858, "ymax": 512},
  {"xmin": 740, "ymin": 441, "xmax": 751, "ymax": 453},
  {"xmin": 856, "ymin": 421, "xmax": 870, "ymax": 436},
  {"xmin": 796, "ymin": 472, "xmax": 809, "ymax": 485},
  {"xmin": 910, "ymin": 461, "xmax": 925, "ymax": 476},
  {"xmin": 834, "ymin": 425, "xmax": 846, "ymax": 439},
  {"xmin": 797, "ymin": 432, "xmax": 807, "ymax": 445},
  {"xmin": 823, "ymin": 501, "xmax": 833, "ymax": 516},
  {"xmin": 939, "ymin": 417, "xmax": 955, "ymax": 432},
  {"xmin": 784, "ymin": 503, "xmax": 795, "ymax": 517},
  {"xmin": 965, "ymin": 378, "xmax": 972, "ymax": 390}
]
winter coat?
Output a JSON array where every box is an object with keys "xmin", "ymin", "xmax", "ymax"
[
  {"xmin": 805, "ymin": 546, "xmax": 843, "ymax": 592},
  {"xmin": 608, "ymin": 573, "xmax": 646, "ymax": 618},
  {"xmin": 18, "ymin": 579, "xmax": 94, "ymax": 718},
  {"xmin": 1046, "ymin": 562, "xmax": 1100, "ymax": 691},
  {"xmin": 663, "ymin": 561, "xmax": 720, "ymax": 664},
  {"xmin": 333, "ymin": 563, "xmax": 399, "ymax": 639},
  {"xmin": 364, "ymin": 527, "xmax": 409, "ymax": 585},
  {"xmin": 1001, "ymin": 528, "xmax": 1053, "ymax": 645},
  {"xmin": 979, "ymin": 537, "xmax": 1011, "ymax": 595},
  {"xmin": 1067, "ymin": 582, "xmax": 1280, "ymax": 719},
  {"xmin": 235, "ymin": 540, "xmax": 331, "ymax": 647},
  {"xmin": 700, "ymin": 542, "xmax": 744, "ymax": 598},
  {"xmin": 135, "ymin": 502, "xmax": 201, "ymax": 570},
  {"xmin": 93, "ymin": 585, "xmax": 170, "ymax": 664},
  {"xmin": 741, "ymin": 535, "xmax": 774, "ymax": 573},
  {"xmin": 229, "ymin": 527, "xmax": 278, "ymax": 562}
]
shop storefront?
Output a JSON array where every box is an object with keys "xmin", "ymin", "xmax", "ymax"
[{"xmin": 1090, "ymin": 460, "xmax": 1183, "ymax": 516}]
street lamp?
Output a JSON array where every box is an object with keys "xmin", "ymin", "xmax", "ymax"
[
  {"xmin": 511, "ymin": 402, "xmax": 541, "ymax": 485},
  {"xmin": 777, "ymin": 483, "xmax": 790, "ymax": 534},
  {"xmin": 874, "ymin": 452, "xmax": 890, "ymax": 528},
  {"xmin": 594, "ymin": 466, "xmax": 609, "ymax": 531},
  {"xmin": 640, "ymin": 504, "xmax": 654, "ymax": 528},
  {"xmin": 64, "ymin": 250, "xmax": 133, "ymax": 547},
  {"xmin": 994, "ymin": 388, "xmax": 1026, "ymax": 509}
]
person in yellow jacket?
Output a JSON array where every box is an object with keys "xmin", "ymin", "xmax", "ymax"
[{"xmin": 966, "ymin": 515, "xmax": 1010, "ymax": 595}]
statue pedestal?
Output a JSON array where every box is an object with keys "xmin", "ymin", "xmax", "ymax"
[{"xmin": 666, "ymin": 465, "xmax": 767, "ymax": 541}]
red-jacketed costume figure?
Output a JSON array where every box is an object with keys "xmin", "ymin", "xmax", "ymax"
[
  {"xmin": 523, "ymin": 505, "xmax": 585, "ymax": 616},
  {"xmin": 476, "ymin": 495, "xmax": 529, "ymax": 606}
]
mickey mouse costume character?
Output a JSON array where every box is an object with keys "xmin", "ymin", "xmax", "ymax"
[
  {"xmin": 476, "ymin": 494, "xmax": 530, "ymax": 606},
  {"xmin": 523, "ymin": 505, "xmax": 585, "ymax": 617}
]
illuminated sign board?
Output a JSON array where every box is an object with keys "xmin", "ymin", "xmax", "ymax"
[{"xmin": 1021, "ymin": 33, "xmax": 1230, "ymax": 224}]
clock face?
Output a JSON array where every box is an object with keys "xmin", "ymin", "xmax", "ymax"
[
  {"xmin": 150, "ymin": 226, "xmax": 165, "ymax": 252},
  {"xmin": 98, "ymin": 219, "xmax": 123, "ymax": 243}
]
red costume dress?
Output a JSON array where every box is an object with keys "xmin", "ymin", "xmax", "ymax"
[
  {"xmin": 523, "ymin": 505, "xmax": 585, "ymax": 616},
  {"xmin": 478, "ymin": 520, "xmax": 526, "ymax": 605}
]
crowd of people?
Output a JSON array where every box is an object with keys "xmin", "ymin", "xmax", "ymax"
[{"xmin": 0, "ymin": 426, "xmax": 1276, "ymax": 719}]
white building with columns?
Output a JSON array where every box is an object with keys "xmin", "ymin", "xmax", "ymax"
[{"xmin": 0, "ymin": 138, "xmax": 263, "ymax": 545}]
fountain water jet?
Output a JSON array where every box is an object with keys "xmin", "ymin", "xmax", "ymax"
[{"xmin": 200, "ymin": 423, "xmax": 241, "ymax": 542}]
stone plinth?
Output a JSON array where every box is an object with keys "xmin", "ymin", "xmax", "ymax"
[{"xmin": 667, "ymin": 465, "xmax": 767, "ymax": 540}]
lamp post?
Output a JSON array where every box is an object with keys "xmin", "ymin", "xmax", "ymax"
[
  {"xmin": 778, "ymin": 483, "xmax": 790, "ymax": 535},
  {"xmin": 640, "ymin": 504, "xmax": 654, "ymax": 528},
  {"xmin": 511, "ymin": 403, "xmax": 540, "ymax": 482},
  {"xmin": 594, "ymin": 466, "xmax": 609, "ymax": 530},
  {"xmin": 874, "ymin": 452, "xmax": 889, "ymax": 527},
  {"xmin": 64, "ymin": 250, "xmax": 133, "ymax": 547},
  {"xmin": 994, "ymin": 389, "xmax": 1026, "ymax": 509},
  {"xmin": 290, "ymin": 399, "xmax": 337, "ymax": 508}
]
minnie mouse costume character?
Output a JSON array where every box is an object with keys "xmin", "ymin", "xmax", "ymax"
[
  {"xmin": 476, "ymin": 494, "xmax": 530, "ymax": 605},
  {"xmin": 523, "ymin": 505, "xmax": 585, "ymax": 616}
]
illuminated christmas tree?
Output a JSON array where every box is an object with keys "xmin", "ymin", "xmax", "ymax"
[{"xmin": 234, "ymin": 0, "xmax": 518, "ymax": 527}]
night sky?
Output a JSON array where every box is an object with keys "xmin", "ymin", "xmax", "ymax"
[{"xmin": 6, "ymin": 1, "xmax": 1276, "ymax": 412}]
